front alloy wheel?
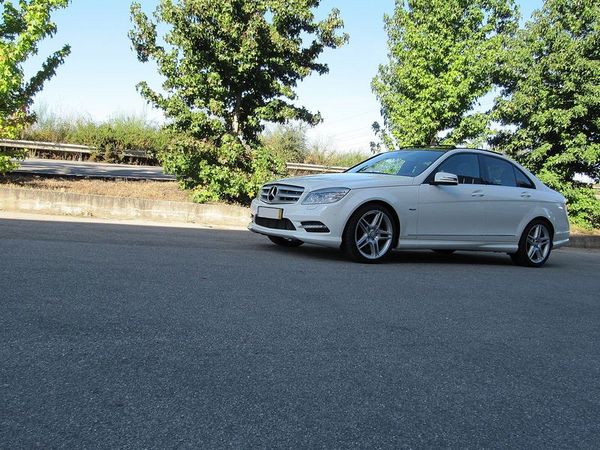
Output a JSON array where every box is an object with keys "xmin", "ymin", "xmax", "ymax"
[
  {"xmin": 510, "ymin": 220, "xmax": 553, "ymax": 267},
  {"xmin": 343, "ymin": 205, "xmax": 396, "ymax": 263}
]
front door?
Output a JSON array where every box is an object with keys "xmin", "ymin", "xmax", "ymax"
[{"xmin": 417, "ymin": 153, "xmax": 486, "ymax": 238}]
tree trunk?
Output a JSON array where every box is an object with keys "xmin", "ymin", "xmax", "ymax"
[
  {"xmin": 231, "ymin": 94, "xmax": 251, "ymax": 151},
  {"xmin": 232, "ymin": 93, "xmax": 242, "ymax": 137}
]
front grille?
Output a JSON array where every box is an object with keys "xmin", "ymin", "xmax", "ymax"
[
  {"xmin": 255, "ymin": 217, "xmax": 296, "ymax": 231},
  {"xmin": 260, "ymin": 184, "xmax": 304, "ymax": 204}
]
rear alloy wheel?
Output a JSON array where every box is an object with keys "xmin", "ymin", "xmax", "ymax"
[
  {"xmin": 510, "ymin": 220, "xmax": 553, "ymax": 267},
  {"xmin": 343, "ymin": 204, "xmax": 396, "ymax": 263},
  {"xmin": 268, "ymin": 236, "xmax": 304, "ymax": 247}
]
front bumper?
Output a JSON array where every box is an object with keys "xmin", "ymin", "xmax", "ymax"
[{"xmin": 248, "ymin": 198, "xmax": 346, "ymax": 248}]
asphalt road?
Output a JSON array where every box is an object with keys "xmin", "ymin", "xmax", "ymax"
[
  {"xmin": 15, "ymin": 158, "xmax": 175, "ymax": 181},
  {"xmin": 1, "ymin": 218, "xmax": 599, "ymax": 448}
]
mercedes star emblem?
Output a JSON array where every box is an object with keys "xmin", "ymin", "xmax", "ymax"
[{"xmin": 267, "ymin": 186, "xmax": 278, "ymax": 202}]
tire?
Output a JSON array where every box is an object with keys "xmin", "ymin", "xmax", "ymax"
[
  {"xmin": 268, "ymin": 236, "xmax": 304, "ymax": 247},
  {"xmin": 433, "ymin": 249, "xmax": 455, "ymax": 255},
  {"xmin": 342, "ymin": 204, "xmax": 397, "ymax": 263},
  {"xmin": 510, "ymin": 219, "xmax": 553, "ymax": 267}
]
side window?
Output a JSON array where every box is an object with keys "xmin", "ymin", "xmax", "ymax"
[
  {"xmin": 481, "ymin": 155, "xmax": 517, "ymax": 187},
  {"xmin": 435, "ymin": 154, "xmax": 482, "ymax": 184},
  {"xmin": 514, "ymin": 167, "xmax": 535, "ymax": 189}
]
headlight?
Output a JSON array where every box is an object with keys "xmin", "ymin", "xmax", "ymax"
[{"xmin": 302, "ymin": 188, "xmax": 350, "ymax": 205}]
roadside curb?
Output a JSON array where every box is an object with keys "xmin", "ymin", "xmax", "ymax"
[
  {"xmin": 568, "ymin": 235, "xmax": 600, "ymax": 250},
  {"xmin": 0, "ymin": 186, "xmax": 249, "ymax": 229}
]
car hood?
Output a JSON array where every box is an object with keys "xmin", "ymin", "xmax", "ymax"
[{"xmin": 272, "ymin": 172, "xmax": 415, "ymax": 190}]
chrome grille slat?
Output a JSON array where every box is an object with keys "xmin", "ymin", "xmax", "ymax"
[{"xmin": 260, "ymin": 183, "xmax": 304, "ymax": 204}]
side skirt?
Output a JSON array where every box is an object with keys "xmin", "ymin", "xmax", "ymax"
[{"xmin": 396, "ymin": 237, "xmax": 519, "ymax": 253}]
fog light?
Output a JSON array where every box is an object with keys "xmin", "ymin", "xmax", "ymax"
[{"xmin": 301, "ymin": 221, "xmax": 330, "ymax": 233}]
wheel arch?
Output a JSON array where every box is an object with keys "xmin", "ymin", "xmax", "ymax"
[
  {"xmin": 342, "ymin": 200, "xmax": 401, "ymax": 248},
  {"xmin": 516, "ymin": 207, "xmax": 558, "ymax": 241},
  {"xmin": 526, "ymin": 216, "xmax": 555, "ymax": 238}
]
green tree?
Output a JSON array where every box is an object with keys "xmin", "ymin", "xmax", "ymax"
[
  {"xmin": 492, "ymin": 0, "xmax": 599, "ymax": 228},
  {"xmin": 129, "ymin": 0, "xmax": 347, "ymax": 203},
  {"xmin": 0, "ymin": 0, "xmax": 70, "ymax": 173},
  {"xmin": 372, "ymin": 0, "xmax": 518, "ymax": 149}
]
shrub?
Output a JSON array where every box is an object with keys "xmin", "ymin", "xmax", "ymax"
[
  {"xmin": 303, "ymin": 141, "xmax": 369, "ymax": 167},
  {"xmin": 22, "ymin": 112, "xmax": 167, "ymax": 164},
  {"xmin": 261, "ymin": 124, "xmax": 309, "ymax": 164},
  {"xmin": 159, "ymin": 132, "xmax": 285, "ymax": 204}
]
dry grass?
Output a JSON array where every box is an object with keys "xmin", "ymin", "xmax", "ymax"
[
  {"xmin": 0, "ymin": 174, "xmax": 191, "ymax": 203},
  {"xmin": 570, "ymin": 224, "xmax": 600, "ymax": 236}
]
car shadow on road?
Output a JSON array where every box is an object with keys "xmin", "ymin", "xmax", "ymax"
[
  {"xmin": 257, "ymin": 240, "xmax": 517, "ymax": 266},
  {"xmin": 1, "ymin": 216, "xmax": 563, "ymax": 268}
]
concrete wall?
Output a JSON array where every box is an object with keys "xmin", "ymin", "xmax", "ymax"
[
  {"xmin": 569, "ymin": 235, "xmax": 600, "ymax": 249},
  {"xmin": 0, "ymin": 187, "xmax": 250, "ymax": 229}
]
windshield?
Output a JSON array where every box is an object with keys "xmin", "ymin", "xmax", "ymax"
[{"xmin": 348, "ymin": 150, "xmax": 446, "ymax": 177}]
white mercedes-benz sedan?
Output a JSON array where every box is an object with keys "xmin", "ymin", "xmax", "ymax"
[{"xmin": 248, "ymin": 148, "xmax": 570, "ymax": 266}]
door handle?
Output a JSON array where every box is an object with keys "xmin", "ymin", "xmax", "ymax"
[
  {"xmin": 521, "ymin": 192, "xmax": 532, "ymax": 198},
  {"xmin": 471, "ymin": 191, "xmax": 485, "ymax": 197}
]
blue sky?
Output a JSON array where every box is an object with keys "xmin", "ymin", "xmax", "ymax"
[{"xmin": 25, "ymin": 0, "xmax": 543, "ymax": 152}]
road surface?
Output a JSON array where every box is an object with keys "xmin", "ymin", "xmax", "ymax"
[
  {"xmin": 1, "ymin": 217, "xmax": 599, "ymax": 448},
  {"xmin": 15, "ymin": 158, "xmax": 175, "ymax": 181}
]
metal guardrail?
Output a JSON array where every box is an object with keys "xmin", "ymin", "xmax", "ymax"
[
  {"xmin": 285, "ymin": 162, "xmax": 347, "ymax": 173},
  {"xmin": 0, "ymin": 139, "xmax": 149, "ymax": 159},
  {"xmin": 0, "ymin": 139, "xmax": 347, "ymax": 173},
  {"xmin": 0, "ymin": 139, "xmax": 92, "ymax": 153}
]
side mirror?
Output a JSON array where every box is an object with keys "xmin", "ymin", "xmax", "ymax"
[{"xmin": 433, "ymin": 172, "xmax": 459, "ymax": 186}]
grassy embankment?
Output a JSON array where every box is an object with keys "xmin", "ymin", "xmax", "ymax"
[
  {"xmin": 0, "ymin": 174, "xmax": 187, "ymax": 202},
  {"xmin": 3, "ymin": 113, "xmax": 369, "ymax": 203},
  {"xmin": 21, "ymin": 112, "xmax": 369, "ymax": 167}
]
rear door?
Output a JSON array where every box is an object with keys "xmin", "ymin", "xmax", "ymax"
[
  {"xmin": 417, "ymin": 153, "xmax": 486, "ymax": 238},
  {"xmin": 478, "ymin": 155, "xmax": 536, "ymax": 238}
]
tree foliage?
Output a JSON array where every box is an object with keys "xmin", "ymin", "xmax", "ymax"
[
  {"xmin": 130, "ymin": 0, "xmax": 347, "ymax": 203},
  {"xmin": 130, "ymin": 0, "xmax": 347, "ymax": 145},
  {"xmin": 372, "ymin": 0, "xmax": 518, "ymax": 149},
  {"xmin": 492, "ymin": 0, "xmax": 600, "ymax": 228},
  {"xmin": 0, "ymin": 0, "xmax": 70, "ymax": 173}
]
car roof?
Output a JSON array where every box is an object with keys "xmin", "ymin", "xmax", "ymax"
[{"xmin": 397, "ymin": 146, "xmax": 502, "ymax": 156}]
